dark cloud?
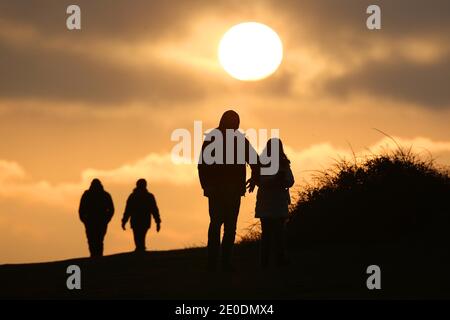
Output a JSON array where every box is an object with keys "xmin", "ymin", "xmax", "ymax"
[
  {"xmin": 0, "ymin": 0, "xmax": 195, "ymax": 42},
  {"xmin": 0, "ymin": 0, "xmax": 248, "ymax": 42},
  {"xmin": 266, "ymin": 0, "xmax": 450, "ymax": 109},
  {"xmin": 325, "ymin": 55, "xmax": 450, "ymax": 109},
  {"xmin": 235, "ymin": 70, "xmax": 294, "ymax": 97},
  {"xmin": 273, "ymin": 0, "xmax": 450, "ymax": 41},
  {"xmin": 5, "ymin": 0, "xmax": 448, "ymax": 44},
  {"xmin": 0, "ymin": 41, "xmax": 210, "ymax": 105}
]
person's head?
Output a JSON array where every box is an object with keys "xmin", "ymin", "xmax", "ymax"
[
  {"xmin": 265, "ymin": 138, "xmax": 289, "ymax": 163},
  {"xmin": 219, "ymin": 110, "xmax": 240, "ymax": 130},
  {"xmin": 89, "ymin": 178, "xmax": 104, "ymax": 191},
  {"xmin": 260, "ymin": 138, "xmax": 290, "ymax": 175},
  {"xmin": 136, "ymin": 178, "xmax": 147, "ymax": 190}
]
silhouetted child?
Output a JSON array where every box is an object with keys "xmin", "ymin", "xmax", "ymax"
[
  {"xmin": 254, "ymin": 138, "xmax": 294, "ymax": 268},
  {"xmin": 121, "ymin": 179, "xmax": 161, "ymax": 252}
]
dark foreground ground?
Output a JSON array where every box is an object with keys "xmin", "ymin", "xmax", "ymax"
[{"xmin": 1, "ymin": 243, "xmax": 449, "ymax": 299}]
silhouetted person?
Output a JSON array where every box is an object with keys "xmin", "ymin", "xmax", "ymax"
[
  {"xmin": 121, "ymin": 179, "xmax": 161, "ymax": 252},
  {"xmin": 255, "ymin": 138, "xmax": 294, "ymax": 268},
  {"xmin": 198, "ymin": 110, "xmax": 259, "ymax": 271},
  {"xmin": 79, "ymin": 179, "xmax": 114, "ymax": 257}
]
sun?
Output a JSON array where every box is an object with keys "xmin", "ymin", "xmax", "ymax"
[{"xmin": 218, "ymin": 22, "xmax": 283, "ymax": 81}]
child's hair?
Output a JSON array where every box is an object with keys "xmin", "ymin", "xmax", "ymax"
[{"xmin": 263, "ymin": 138, "xmax": 290, "ymax": 165}]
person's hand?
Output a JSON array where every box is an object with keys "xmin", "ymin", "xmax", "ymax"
[
  {"xmin": 156, "ymin": 223, "xmax": 161, "ymax": 233},
  {"xmin": 246, "ymin": 178, "xmax": 256, "ymax": 193},
  {"xmin": 121, "ymin": 220, "xmax": 126, "ymax": 230}
]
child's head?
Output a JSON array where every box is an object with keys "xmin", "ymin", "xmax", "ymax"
[{"xmin": 260, "ymin": 138, "xmax": 290, "ymax": 175}]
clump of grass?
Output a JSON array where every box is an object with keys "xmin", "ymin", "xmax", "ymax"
[
  {"xmin": 287, "ymin": 146, "xmax": 450, "ymax": 246},
  {"xmin": 237, "ymin": 221, "xmax": 261, "ymax": 245}
]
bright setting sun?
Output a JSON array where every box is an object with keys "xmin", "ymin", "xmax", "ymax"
[{"xmin": 218, "ymin": 22, "xmax": 283, "ymax": 81}]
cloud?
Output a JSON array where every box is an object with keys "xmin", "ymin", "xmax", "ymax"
[
  {"xmin": 82, "ymin": 153, "xmax": 197, "ymax": 186},
  {"xmin": 0, "ymin": 152, "xmax": 197, "ymax": 209},
  {"xmin": 1, "ymin": 136, "xmax": 449, "ymax": 208},
  {"xmin": 324, "ymin": 56, "xmax": 450, "ymax": 108},
  {"xmin": 265, "ymin": 0, "xmax": 450, "ymax": 109},
  {"xmin": 272, "ymin": 0, "xmax": 450, "ymax": 45},
  {"xmin": 0, "ymin": 0, "xmax": 290, "ymax": 106},
  {"xmin": 0, "ymin": 40, "xmax": 213, "ymax": 105},
  {"xmin": 1, "ymin": 0, "xmax": 449, "ymax": 110},
  {"xmin": 370, "ymin": 136, "xmax": 450, "ymax": 154},
  {"xmin": 0, "ymin": 162, "xmax": 80, "ymax": 209},
  {"xmin": 0, "ymin": 0, "xmax": 216, "ymax": 42},
  {"xmin": 0, "ymin": 160, "xmax": 26, "ymax": 182}
]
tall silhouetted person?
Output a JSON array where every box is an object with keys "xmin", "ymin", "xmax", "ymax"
[
  {"xmin": 255, "ymin": 138, "xmax": 294, "ymax": 268},
  {"xmin": 79, "ymin": 179, "xmax": 114, "ymax": 257},
  {"xmin": 122, "ymin": 179, "xmax": 161, "ymax": 252},
  {"xmin": 198, "ymin": 110, "xmax": 259, "ymax": 271}
]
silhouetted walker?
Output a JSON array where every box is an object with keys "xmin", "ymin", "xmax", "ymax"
[
  {"xmin": 198, "ymin": 110, "xmax": 259, "ymax": 271},
  {"xmin": 255, "ymin": 138, "xmax": 294, "ymax": 268},
  {"xmin": 121, "ymin": 179, "xmax": 161, "ymax": 252},
  {"xmin": 79, "ymin": 179, "xmax": 115, "ymax": 257}
]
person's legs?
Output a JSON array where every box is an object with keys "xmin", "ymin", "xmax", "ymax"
[
  {"xmin": 85, "ymin": 224, "xmax": 96, "ymax": 257},
  {"xmin": 222, "ymin": 196, "xmax": 241, "ymax": 270},
  {"xmin": 273, "ymin": 218, "xmax": 288, "ymax": 265},
  {"xmin": 133, "ymin": 227, "xmax": 147, "ymax": 251},
  {"xmin": 260, "ymin": 218, "xmax": 273, "ymax": 268},
  {"xmin": 132, "ymin": 228, "xmax": 139, "ymax": 251},
  {"xmin": 142, "ymin": 228, "xmax": 148, "ymax": 250},
  {"xmin": 92, "ymin": 226, "xmax": 102, "ymax": 257},
  {"xmin": 207, "ymin": 197, "xmax": 223, "ymax": 270},
  {"xmin": 96, "ymin": 223, "xmax": 108, "ymax": 256}
]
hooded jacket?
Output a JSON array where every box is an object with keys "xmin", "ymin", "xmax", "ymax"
[
  {"xmin": 122, "ymin": 187, "xmax": 161, "ymax": 230},
  {"xmin": 79, "ymin": 186, "xmax": 114, "ymax": 225}
]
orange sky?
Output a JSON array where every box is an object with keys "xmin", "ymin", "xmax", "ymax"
[{"xmin": 0, "ymin": 0, "xmax": 449, "ymax": 263}]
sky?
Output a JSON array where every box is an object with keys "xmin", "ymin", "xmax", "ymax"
[{"xmin": 0, "ymin": 0, "xmax": 449, "ymax": 263}]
